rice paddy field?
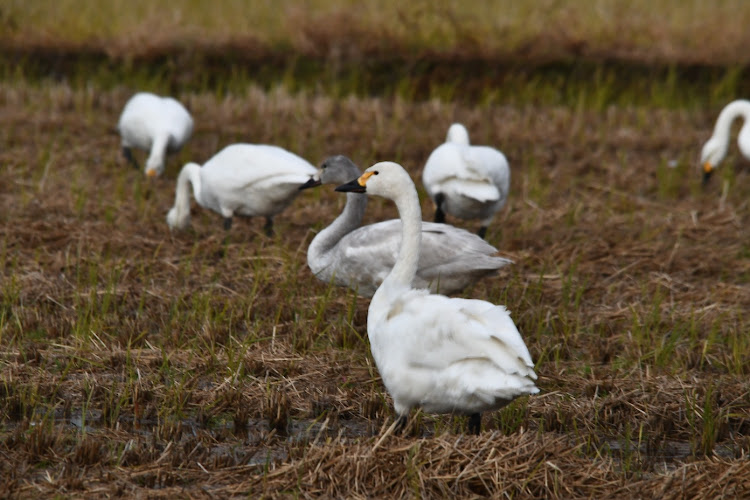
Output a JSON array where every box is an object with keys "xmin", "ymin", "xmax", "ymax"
[{"xmin": 2, "ymin": 1, "xmax": 750, "ymax": 498}]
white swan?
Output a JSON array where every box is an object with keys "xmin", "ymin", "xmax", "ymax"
[
  {"xmin": 166, "ymin": 143, "xmax": 316, "ymax": 235},
  {"xmin": 336, "ymin": 161, "xmax": 538, "ymax": 434},
  {"xmin": 701, "ymin": 99, "xmax": 750, "ymax": 184},
  {"xmin": 117, "ymin": 92, "xmax": 194, "ymax": 177},
  {"xmin": 422, "ymin": 123, "xmax": 510, "ymax": 239},
  {"xmin": 299, "ymin": 155, "xmax": 512, "ymax": 297}
]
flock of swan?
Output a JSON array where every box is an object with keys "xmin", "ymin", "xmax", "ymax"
[{"xmin": 117, "ymin": 91, "xmax": 750, "ymax": 434}]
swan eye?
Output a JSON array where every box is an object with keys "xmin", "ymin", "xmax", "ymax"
[{"xmin": 373, "ymin": 171, "xmax": 379, "ymax": 175}]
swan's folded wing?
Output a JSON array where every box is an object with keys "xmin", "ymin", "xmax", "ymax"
[
  {"xmin": 438, "ymin": 177, "xmax": 501, "ymax": 203},
  {"xmin": 416, "ymin": 222, "xmax": 512, "ymax": 273},
  {"xmin": 422, "ymin": 144, "xmax": 465, "ymax": 186},
  {"xmin": 437, "ymin": 357, "xmax": 540, "ymax": 406},
  {"xmin": 160, "ymin": 98, "xmax": 194, "ymax": 137},
  {"xmin": 335, "ymin": 221, "xmax": 402, "ymax": 287},
  {"xmin": 343, "ymin": 220, "xmax": 509, "ymax": 271},
  {"xmin": 465, "ymin": 146, "xmax": 509, "ymax": 194},
  {"xmin": 209, "ymin": 144, "xmax": 316, "ymax": 191},
  {"xmin": 385, "ymin": 292, "xmax": 536, "ymax": 379}
]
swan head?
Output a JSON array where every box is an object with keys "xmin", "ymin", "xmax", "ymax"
[
  {"xmin": 145, "ymin": 159, "xmax": 164, "ymax": 178},
  {"xmin": 166, "ymin": 206, "xmax": 190, "ymax": 230},
  {"xmin": 335, "ymin": 161, "xmax": 412, "ymax": 198},
  {"xmin": 446, "ymin": 123, "xmax": 470, "ymax": 145},
  {"xmin": 299, "ymin": 155, "xmax": 362, "ymax": 190},
  {"xmin": 700, "ymin": 136, "xmax": 727, "ymax": 185}
]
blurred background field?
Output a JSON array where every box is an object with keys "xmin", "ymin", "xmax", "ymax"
[
  {"xmin": 4, "ymin": 0, "xmax": 750, "ymax": 65},
  {"xmin": 3, "ymin": 0, "xmax": 750, "ymax": 107},
  {"xmin": 1, "ymin": 1, "xmax": 750, "ymax": 498}
]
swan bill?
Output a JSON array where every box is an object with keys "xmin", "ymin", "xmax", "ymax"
[
  {"xmin": 702, "ymin": 161, "xmax": 713, "ymax": 185},
  {"xmin": 336, "ymin": 171, "xmax": 377, "ymax": 193},
  {"xmin": 299, "ymin": 176, "xmax": 322, "ymax": 190},
  {"xmin": 335, "ymin": 177, "xmax": 367, "ymax": 193}
]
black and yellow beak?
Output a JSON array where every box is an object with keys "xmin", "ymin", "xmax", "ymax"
[
  {"xmin": 702, "ymin": 162, "xmax": 713, "ymax": 186},
  {"xmin": 299, "ymin": 176, "xmax": 322, "ymax": 190},
  {"xmin": 335, "ymin": 171, "xmax": 375, "ymax": 193}
]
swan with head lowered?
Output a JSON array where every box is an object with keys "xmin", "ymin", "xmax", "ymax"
[
  {"xmin": 336, "ymin": 161, "xmax": 538, "ymax": 434},
  {"xmin": 117, "ymin": 92, "xmax": 194, "ymax": 177},
  {"xmin": 167, "ymin": 143, "xmax": 316, "ymax": 235},
  {"xmin": 701, "ymin": 99, "xmax": 750, "ymax": 185},
  {"xmin": 299, "ymin": 155, "xmax": 512, "ymax": 297},
  {"xmin": 422, "ymin": 123, "xmax": 510, "ymax": 239}
]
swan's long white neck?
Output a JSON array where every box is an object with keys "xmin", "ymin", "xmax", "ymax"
[
  {"xmin": 308, "ymin": 193, "xmax": 367, "ymax": 260},
  {"xmin": 175, "ymin": 163, "xmax": 202, "ymax": 212},
  {"xmin": 146, "ymin": 132, "xmax": 170, "ymax": 174},
  {"xmin": 712, "ymin": 100, "xmax": 750, "ymax": 144},
  {"xmin": 380, "ymin": 183, "xmax": 422, "ymax": 290}
]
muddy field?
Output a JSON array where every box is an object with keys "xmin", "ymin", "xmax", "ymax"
[{"xmin": 2, "ymin": 21, "xmax": 750, "ymax": 499}]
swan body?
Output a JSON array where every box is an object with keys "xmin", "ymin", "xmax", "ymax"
[
  {"xmin": 335, "ymin": 161, "xmax": 537, "ymax": 434},
  {"xmin": 300, "ymin": 156, "xmax": 512, "ymax": 297},
  {"xmin": 117, "ymin": 92, "xmax": 194, "ymax": 177},
  {"xmin": 167, "ymin": 143, "xmax": 316, "ymax": 234},
  {"xmin": 422, "ymin": 123, "xmax": 510, "ymax": 238},
  {"xmin": 701, "ymin": 99, "xmax": 750, "ymax": 184}
]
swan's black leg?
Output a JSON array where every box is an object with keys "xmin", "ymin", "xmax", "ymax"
[
  {"xmin": 223, "ymin": 217, "xmax": 233, "ymax": 231},
  {"xmin": 394, "ymin": 415, "xmax": 409, "ymax": 434},
  {"xmin": 122, "ymin": 147, "xmax": 139, "ymax": 169},
  {"xmin": 477, "ymin": 226, "xmax": 488, "ymax": 239},
  {"xmin": 263, "ymin": 217, "xmax": 274, "ymax": 237},
  {"xmin": 468, "ymin": 413, "xmax": 482, "ymax": 435},
  {"xmin": 434, "ymin": 193, "xmax": 446, "ymax": 224}
]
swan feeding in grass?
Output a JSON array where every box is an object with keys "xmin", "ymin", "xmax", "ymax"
[
  {"xmin": 166, "ymin": 143, "xmax": 316, "ymax": 235},
  {"xmin": 117, "ymin": 92, "xmax": 194, "ymax": 177},
  {"xmin": 335, "ymin": 161, "xmax": 538, "ymax": 434},
  {"xmin": 701, "ymin": 99, "xmax": 750, "ymax": 185},
  {"xmin": 299, "ymin": 155, "xmax": 512, "ymax": 297},
  {"xmin": 422, "ymin": 123, "xmax": 510, "ymax": 239}
]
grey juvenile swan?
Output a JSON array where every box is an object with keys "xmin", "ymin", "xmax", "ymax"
[{"xmin": 299, "ymin": 155, "xmax": 512, "ymax": 297}]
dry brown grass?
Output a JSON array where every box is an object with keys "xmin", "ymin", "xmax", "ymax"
[{"xmin": 1, "ymin": 75, "xmax": 750, "ymax": 498}]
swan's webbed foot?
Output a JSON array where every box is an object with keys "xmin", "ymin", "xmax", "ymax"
[
  {"xmin": 468, "ymin": 412, "xmax": 482, "ymax": 435},
  {"xmin": 122, "ymin": 147, "xmax": 139, "ymax": 169},
  {"xmin": 263, "ymin": 217, "xmax": 274, "ymax": 237},
  {"xmin": 223, "ymin": 217, "xmax": 233, "ymax": 231}
]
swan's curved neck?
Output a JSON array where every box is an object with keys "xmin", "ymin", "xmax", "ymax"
[
  {"xmin": 382, "ymin": 185, "xmax": 422, "ymax": 289},
  {"xmin": 712, "ymin": 100, "xmax": 750, "ymax": 142},
  {"xmin": 146, "ymin": 132, "xmax": 170, "ymax": 173},
  {"xmin": 175, "ymin": 163, "xmax": 202, "ymax": 211},
  {"xmin": 308, "ymin": 193, "xmax": 367, "ymax": 258}
]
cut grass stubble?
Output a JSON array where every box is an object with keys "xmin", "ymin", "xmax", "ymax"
[{"xmin": 1, "ymin": 78, "xmax": 750, "ymax": 497}]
